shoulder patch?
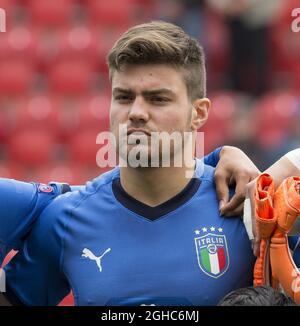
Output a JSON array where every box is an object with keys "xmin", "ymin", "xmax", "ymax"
[{"xmin": 37, "ymin": 184, "xmax": 54, "ymax": 194}]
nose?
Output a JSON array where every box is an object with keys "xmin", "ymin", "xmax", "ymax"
[{"xmin": 128, "ymin": 97, "xmax": 149, "ymax": 123}]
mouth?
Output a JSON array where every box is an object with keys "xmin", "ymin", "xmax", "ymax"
[{"xmin": 127, "ymin": 129, "xmax": 151, "ymax": 136}]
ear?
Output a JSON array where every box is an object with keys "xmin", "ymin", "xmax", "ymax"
[{"xmin": 191, "ymin": 98, "xmax": 211, "ymax": 131}]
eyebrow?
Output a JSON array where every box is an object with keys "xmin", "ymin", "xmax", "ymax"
[
  {"xmin": 143, "ymin": 89, "xmax": 175, "ymax": 97},
  {"xmin": 113, "ymin": 88, "xmax": 131, "ymax": 94},
  {"xmin": 112, "ymin": 87, "xmax": 175, "ymax": 97}
]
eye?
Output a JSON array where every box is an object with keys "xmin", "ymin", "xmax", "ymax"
[
  {"xmin": 150, "ymin": 97, "xmax": 170, "ymax": 104},
  {"xmin": 114, "ymin": 95, "xmax": 133, "ymax": 103}
]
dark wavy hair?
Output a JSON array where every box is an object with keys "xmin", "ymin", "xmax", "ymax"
[
  {"xmin": 107, "ymin": 21, "xmax": 206, "ymax": 101},
  {"xmin": 218, "ymin": 286, "xmax": 296, "ymax": 306}
]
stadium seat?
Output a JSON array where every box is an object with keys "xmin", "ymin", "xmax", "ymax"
[
  {"xmin": 294, "ymin": 64, "xmax": 300, "ymax": 91},
  {"xmin": 58, "ymin": 95, "xmax": 110, "ymax": 142},
  {"xmin": 271, "ymin": 23, "xmax": 300, "ymax": 72},
  {"xmin": 25, "ymin": 161, "xmax": 106, "ymax": 187},
  {"xmin": 94, "ymin": 26, "xmax": 122, "ymax": 75},
  {"xmin": 0, "ymin": 163, "xmax": 23, "ymax": 180},
  {"xmin": 0, "ymin": 112, "xmax": 7, "ymax": 141},
  {"xmin": 253, "ymin": 91, "xmax": 298, "ymax": 148},
  {"xmin": 50, "ymin": 163, "xmax": 106, "ymax": 184},
  {"xmin": 34, "ymin": 26, "xmax": 99, "ymax": 71},
  {"xmin": 49, "ymin": 60, "xmax": 94, "ymax": 95},
  {"xmin": 204, "ymin": 8, "xmax": 229, "ymax": 75},
  {"xmin": 54, "ymin": 96, "xmax": 82, "ymax": 140},
  {"xmin": 0, "ymin": 0, "xmax": 16, "ymax": 27},
  {"xmin": 77, "ymin": 95, "xmax": 110, "ymax": 131},
  {"xmin": 12, "ymin": 96, "xmax": 60, "ymax": 134},
  {"xmin": 27, "ymin": 0, "xmax": 75, "ymax": 27},
  {"xmin": 69, "ymin": 129, "xmax": 101, "ymax": 166},
  {"xmin": 0, "ymin": 97, "xmax": 26, "ymax": 135},
  {"xmin": 0, "ymin": 0, "xmax": 16, "ymax": 11},
  {"xmin": 8, "ymin": 130, "xmax": 57, "ymax": 166},
  {"xmin": 0, "ymin": 26, "xmax": 37, "ymax": 63},
  {"xmin": 201, "ymin": 92, "xmax": 239, "ymax": 152},
  {"xmin": 53, "ymin": 26, "xmax": 99, "ymax": 68},
  {"xmin": 32, "ymin": 27, "xmax": 61, "ymax": 71},
  {"xmin": 86, "ymin": 0, "xmax": 136, "ymax": 27},
  {"xmin": 0, "ymin": 60, "xmax": 35, "ymax": 95},
  {"xmin": 31, "ymin": 162, "xmax": 82, "ymax": 184},
  {"xmin": 269, "ymin": 0, "xmax": 300, "ymax": 80}
]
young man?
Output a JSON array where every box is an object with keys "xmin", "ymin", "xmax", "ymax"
[{"xmin": 3, "ymin": 21, "xmax": 257, "ymax": 306}]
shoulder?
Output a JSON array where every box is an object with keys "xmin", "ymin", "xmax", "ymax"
[
  {"xmin": 78, "ymin": 166, "xmax": 120, "ymax": 198},
  {"xmin": 0, "ymin": 179, "xmax": 66, "ymax": 249},
  {"xmin": 195, "ymin": 159, "xmax": 215, "ymax": 184},
  {"xmin": 38, "ymin": 167, "xmax": 120, "ymax": 222}
]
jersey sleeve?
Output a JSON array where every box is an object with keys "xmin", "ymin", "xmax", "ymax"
[
  {"xmin": 203, "ymin": 147, "xmax": 223, "ymax": 168},
  {"xmin": 4, "ymin": 198, "xmax": 70, "ymax": 306},
  {"xmin": 0, "ymin": 179, "xmax": 65, "ymax": 263},
  {"xmin": 289, "ymin": 235, "xmax": 300, "ymax": 267}
]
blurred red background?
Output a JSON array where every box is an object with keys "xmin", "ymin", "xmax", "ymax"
[{"xmin": 0, "ymin": 0, "xmax": 300, "ymax": 305}]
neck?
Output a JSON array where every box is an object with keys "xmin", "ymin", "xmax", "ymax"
[{"xmin": 120, "ymin": 160, "xmax": 196, "ymax": 207}]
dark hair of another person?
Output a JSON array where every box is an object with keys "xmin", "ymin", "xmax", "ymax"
[{"xmin": 218, "ymin": 286, "xmax": 297, "ymax": 306}]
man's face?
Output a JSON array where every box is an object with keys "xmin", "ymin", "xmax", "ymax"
[{"xmin": 110, "ymin": 64, "xmax": 202, "ymax": 166}]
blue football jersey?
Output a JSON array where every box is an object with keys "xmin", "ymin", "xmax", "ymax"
[
  {"xmin": 5, "ymin": 158, "xmax": 256, "ymax": 306},
  {"xmin": 0, "ymin": 149, "xmax": 222, "ymax": 265}
]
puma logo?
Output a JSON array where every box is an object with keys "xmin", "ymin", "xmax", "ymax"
[{"xmin": 82, "ymin": 248, "xmax": 111, "ymax": 272}]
